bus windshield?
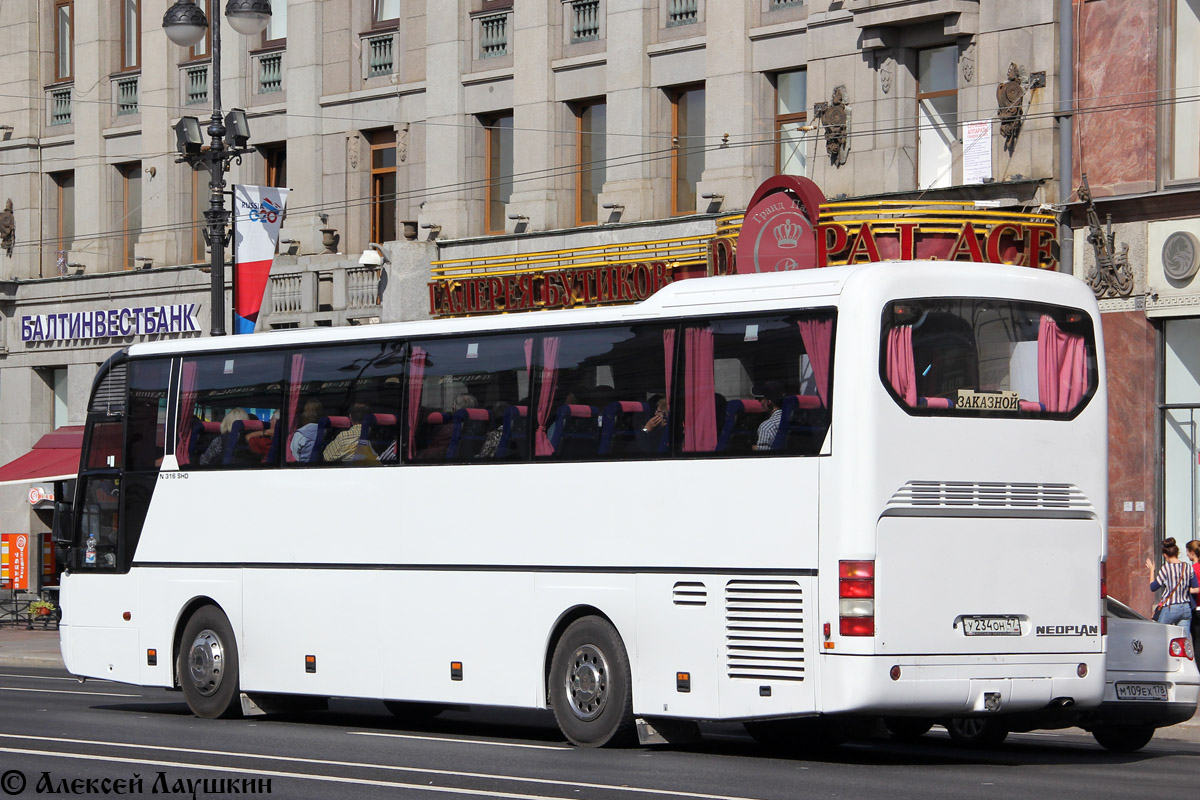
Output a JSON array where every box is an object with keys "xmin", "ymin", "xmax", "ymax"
[{"xmin": 881, "ymin": 297, "xmax": 1098, "ymax": 417}]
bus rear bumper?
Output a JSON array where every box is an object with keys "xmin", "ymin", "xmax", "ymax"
[{"xmin": 820, "ymin": 653, "xmax": 1106, "ymax": 717}]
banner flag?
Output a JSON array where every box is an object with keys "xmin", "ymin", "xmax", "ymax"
[{"xmin": 232, "ymin": 184, "xmax": 290, "ymax": 335}]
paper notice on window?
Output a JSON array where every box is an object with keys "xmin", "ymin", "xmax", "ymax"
[{"xmin": 963, "ymin": 120, "xmax": 992, "ymax": 185}]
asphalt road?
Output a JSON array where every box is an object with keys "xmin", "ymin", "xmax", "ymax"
[{"xmin": 0, "ymin": 665, "xmax": 1197, "ymax": 800}]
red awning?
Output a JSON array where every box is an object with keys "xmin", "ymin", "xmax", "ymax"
[{"xmin": 0, "ymin": 426, "xmax": 84, "ymax": 486}]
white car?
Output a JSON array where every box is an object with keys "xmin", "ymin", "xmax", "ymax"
[{"xmin": 888, "ymin": 597, "xmax": 1200, "ymax": 751}]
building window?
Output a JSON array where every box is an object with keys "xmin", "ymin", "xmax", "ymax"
[
  {"xmin": 368, "ymin": 129, "xmax": 397, "ymax": 244},
  {"xmin": 120, "ymin": 0, "xmax": 140, "ymax": 70},
  {"xmin": 374, "ymin": 0, "xmax": 400, "ymax": 25},
  {"xmin": 51, "ymin": 171, "xmax": 74, "ymax": 258},
  {"xmin": 775, "ymin": 70, "xmax": 807, "ymax": 176},
  {"xmin": 1172, "ymin": 0, "xmax": 1200, "ymax": 181},
  {"xmin": 263, "ymin": 0, "xmax": 287, "ymax": 47},
  {"xmin": 54, "ymin": 0, "xmax": 73, "ymax": 81},
  {"xmin": 191, "ymin": 168, "xmax": 211, "ymax": 264},
  {"xmin": 262, "ymin": 144, "xmax": 287, "ymax": 188},
  {"xmin": 51, "ymin": 368, "xmax": 68, "ymax": 429},
  {"xmin": 575, "ymin": 100, "xmax": 607, "ymax": 225},
  {"xmin": 484, "ymin": 113, "xmax": 514, "ymax": 234},
  {"xmin": 671, "ymin": 85, "xmax": 705, "ymax": 215},
  {"xmin": 188, "ymin": 0, "xmax": 211, "ymax": 60},
  {"xmin": 917, "ymin": 45, "xmax": 958, "ymax": 190},
  {"xmin": 118, "ymin": 163, "xmax": 142, "ymax": 269}
]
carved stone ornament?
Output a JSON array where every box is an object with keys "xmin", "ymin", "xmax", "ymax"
[
  {"xmin": 996, "ymin": 62, "xmax": 1024, "ymax": 153},
  {"xmin": 823, "ymin": 86, "xmax": 850, "ymax": 168},
  {"xmin": 347, "ymin": 132, "xmax": 361, "ymax": 169},
  {"xmin": 879, "ymin": 56, "xmax": 893, "ymax": 95},
  {"xmin": 398, "ymin": 122, "xmax": 409, "ymax": 163},
  {"xmin": 1080, "ymin": 174, "xmax": 1133, "ymax": 300},
  {"xmin": 0, "ymin": 198, "xmax": 13, "ymax": 258},
  {"xmin": 961, "ymin": 42, "xmax": 975, "ymax": 84}
]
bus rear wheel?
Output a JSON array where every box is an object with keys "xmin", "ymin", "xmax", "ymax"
[
  {"xmin": 178, "ymin": 606, "xmax": 242, "ymax": 719},
  {"xmin": 549, "ymin": 616, "xmax": 635, "ymax": 747}
]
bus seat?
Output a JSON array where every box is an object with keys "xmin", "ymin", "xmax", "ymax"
[
  {"xmin": 549, "ymin": 404, "xmax": 600, "ymax": 457},
  {"xmin": 770, "ymin": 395, "xmax": 826, "ymax": 451},
  {"xmin": 598, "ymin": 401, "xmax": 650, "ymax": 455},
  {"xmin": 308, "ymin": 415, "xmax": 351, "ymax": 463},
  {"xmin": 223, "ymin": 419, "xmax": 266, "ymax": 465},
  {"xmin": 448, "ymin": 407, "xmax": 491, "ymax": 458},
  {"xmin": 495, "ymin": 405, "xmax": 529, "ymax": 459},
  {"xmin": 361, "ymin": 413, "xmax": 398, "ymax": 454},
  {"xmin": 1019, "ymin": 400, "xmax": 1045, "ymax": 412},
  {"xmin": 188, "ymin": 420, "xmax": 221, "ymax": 464},
  {"xmin": 917, "ymin": 396, "xmax": 953, "ymax": 409},
  {"xmin": 717, "ymin": 398, "xmax": 766, "ymax": 452}
]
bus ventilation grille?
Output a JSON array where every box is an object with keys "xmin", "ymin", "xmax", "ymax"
[
  {"xmin": 673, "ymin": 581, "xmax": 707, "ymax": 606},
  {"xmin": 725, "ymin": 579, "xmax": 805, "ymax": 682},
  {"xmin": 886, "ymin": 481, "xmax": 1093, "ymax": 517},
  {"xmin": 89, "ymin": 363, "xmax": 127, "ymax": 414}
]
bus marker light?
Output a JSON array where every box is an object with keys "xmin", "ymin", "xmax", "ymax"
[
  {"xmin": 840, "ymin": 617, "xmax": 874, "ymax": 636},
  {"xmin": 676, "ymin": 672, "xmax": 691, "ymax": 693},
  {"xmin": 122, "ymin": 612, "xmax": 131, "ymax": 621},
  {"xmin": 823, "ymin": 622, "xmax": 831, "ymax": 640},
  {"xmin": 889, "ymin": 665, "xmax": 901, "ymax": 681},
  {"xmin": 823, "ymin": 642, "xmax": 835, "ymax": 649},
  {"xmin": 451, "ymin": 661, "xmax": 464, "ymax": 681},
  {"xmin": 305, "ymin": 655, "xmax": 316, "ymax": 673},
  {"xmin": 1076, "ymin": 662, "xmax": 1088, "ymax": 678},
  {"xmin": 147, "ymin": 649, "xmax": 157, "ymax": 666}
]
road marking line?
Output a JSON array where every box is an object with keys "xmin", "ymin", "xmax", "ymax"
[
  {"xmin": 0, "ymin": 673, "xmax": 111, "ymax": 684},
  {"xmin": 0, "ymin": 687, "xmax": 138, "ymax": 698},
  {"xmin": 348, "ymin": 730, "xmax": 569, "ymax": 751},
  {"xmin": 0, "ymin": 734, "xmax": 766, "ymax": 800}
]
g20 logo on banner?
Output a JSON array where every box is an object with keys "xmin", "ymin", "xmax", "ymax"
[{"xmin": 246, "ymin": 198, "xmax": 282, "ymax": 225}]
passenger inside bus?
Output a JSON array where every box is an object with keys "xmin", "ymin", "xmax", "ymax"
[
  {"xmin": 752, "ymin": 381, "xmax": 785, "ymax": 452},
  {"xmin": 323, "ymin": 402, "xmax": 371, "ymax": 462},
  {"xmin": 289, "ymin": 399, "xmax": 324, "ymax": 462},
  {"xmin": 198, "ymin": 408, "xmax": 249, "ymax": 466}
]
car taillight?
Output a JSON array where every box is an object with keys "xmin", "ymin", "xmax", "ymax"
[
  {"xmin": 839, "ymin": 560, "xmax": 874, "ymax": 636},
  {"xmin": 1170, "ymin": 637, "xmax": 1195, "ymax": 661}
]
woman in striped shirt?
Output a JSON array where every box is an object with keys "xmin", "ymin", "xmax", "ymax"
[{"xmin": 1146, "ymin": 537, "xmax": 1199, "ymax": 626}]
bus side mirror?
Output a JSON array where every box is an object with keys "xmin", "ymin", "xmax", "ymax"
[{"xmin": 52, "ymin": 501, "xmax": 74, "ymax": 546}]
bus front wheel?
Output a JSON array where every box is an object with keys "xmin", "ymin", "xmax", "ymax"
[
  {"xmin": 178, "ymin": 606, "xmax": 242, "ymax": 719},
  {"xmin": 548, "ymin": 616, "xmax": 635, "ymax": 747}
]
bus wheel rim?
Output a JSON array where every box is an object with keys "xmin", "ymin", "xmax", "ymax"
[
  {"xmin": 565, "ymin": 644, "xmax": 608, "ymax": 721},
  {"xmin": 187, "ymin": 629, "xmax": 224, "ymax": 697}
]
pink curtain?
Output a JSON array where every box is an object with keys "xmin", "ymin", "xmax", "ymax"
[
  {"xmin": 406, "ymin": 346, "xmax": 427, "ymax": 459},
  {"xmin": 683, "ymin": 327, "xmax": 717, "ymax": 452},
  {"xmin": 797, "ymin": 318, "xmax": 833, "ymax": 407},
  {"xmin": 284, "ymin": 353, "xmax": 305, "ymax": 463},
  {"xmin": 175, "ymin": 360, "xmax": 199, "ymax": 466},
  {"xmin": 535, "ymin": 337, "xmax": 560, "ymax": 456},
  {"xmin": 663, "ymin": 328, "xmax": 675, "ymax": 407},
  {"xmin": 1038, "ymin": 315, "xmax": 1087, "ymax": 413},
  {"xmin": 886, "ymin": 326, "xmax": 917, "ymax": 407}
]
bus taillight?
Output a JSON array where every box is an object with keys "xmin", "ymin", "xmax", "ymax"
[
  {"xmin": 1100, "ymin": 559, "xmax": 1107, "ymax": 636},
  {"xmin": 839, "ymin": 560, "xmax": 875, "ymax": 636}
]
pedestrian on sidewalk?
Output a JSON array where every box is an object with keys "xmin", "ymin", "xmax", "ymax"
[
  {"xmin": 1146, "ymin": 537, "xmax": 1199, "ymax": 627},
  {"xmin": 1187, "ymin": 540, "xmax": 1200, "ymax": 653}
]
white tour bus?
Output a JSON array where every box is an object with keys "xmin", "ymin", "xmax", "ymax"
[{"xmin": 58, "ymin": 261, "xmax": 1108, "ymax": 748}]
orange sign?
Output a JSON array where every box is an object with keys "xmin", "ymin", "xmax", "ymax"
[{"xmin": 0, "ymin": 533, "xmax": 30, "ymax": 590}]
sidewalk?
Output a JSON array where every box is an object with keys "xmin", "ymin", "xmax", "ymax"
[{"xmin": 3, "ymin": 625, "xmax": 1199, "ymax": 745}]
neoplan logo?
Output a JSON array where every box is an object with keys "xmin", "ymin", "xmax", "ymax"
[{"xmin": 1035, "ymin": 623, "xmax": 1099, "ymax": 636}]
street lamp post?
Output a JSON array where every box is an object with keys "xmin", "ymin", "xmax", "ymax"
[{"xmin": 163, "ymin": 0, "xmax": 271, "ymax": 336}]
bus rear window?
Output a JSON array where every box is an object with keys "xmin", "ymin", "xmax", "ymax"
[{"xmin": 880, "ymin": 298, "xmax": 1097, "ymax": 418}]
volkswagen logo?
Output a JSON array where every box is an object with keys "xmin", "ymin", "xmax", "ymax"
[{"xmin": 1132, "ymin": 639, "xmax": 1144, "ymax": 655}]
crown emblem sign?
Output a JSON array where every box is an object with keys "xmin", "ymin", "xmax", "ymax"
[{"xmin": 773, "ymin": 219, "xmax": 802, "ymax": 248}]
